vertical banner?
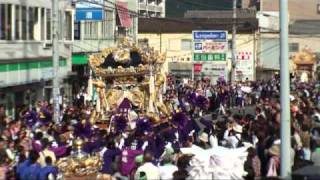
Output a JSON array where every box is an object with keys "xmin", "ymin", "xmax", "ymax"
[{"xmin": 235, "ymin": 51, "xmax": 254, "ymax": 81}]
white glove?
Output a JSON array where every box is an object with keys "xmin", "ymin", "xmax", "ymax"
[
  {"xmin": 122, "ymin": 133, "xmax": 128, "ymax": 139},
  {"xmin": 142, "ymin": 141, "xmax": 149, "ymax": 150},
  {"xmin": 175, "ymin": 132, "xmax": 179, "ymax": 140},
  {"xmin": 119, "ymin": 138, "xmax": 125, "ymax": 149},
  {"xmin": 188, "ymin": 130, "xmax": 195, "ymax": 136},
  {"xmin": 52, "ymin": 141, "xmax": 58, "ymax": 148},
  {"xmin": 165, "ymin": 142, "xmax": 172, "ymax": 149}
]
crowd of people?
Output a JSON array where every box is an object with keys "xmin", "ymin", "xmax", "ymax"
[{"xmin": 0, "ymin": 75, "xmax": 320, "ymax": 180}]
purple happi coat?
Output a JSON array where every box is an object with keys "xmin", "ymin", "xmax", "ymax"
[
  {"xmin": 39, "ymin": 107, "xmax": 52, "ymax": 125},
  {"xmin": 32, "ymin": 140, "xmax": 67, "ymax": 157},
  {"xmin": 135, "ymin": 118, "xmax": 152, "ymax": 137},
  {"xmin": 74, "ymin": 121, "xmax": 92, "ymax": 138},
  {"xmin": 24, "ymin": 110, "xmax": 39, "ymax": 127},
  {"xmin": 120, "ymin": 148, "xmax": 143, "ymax": 176}
]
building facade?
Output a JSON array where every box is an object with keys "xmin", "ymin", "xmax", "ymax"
[
  {"xmin": 138, "ymin": 17, "xmax": 258, "ymax": 83},
  {"xmin": 254, "ymin": 0, "xmax": 320, "ymax": 80},
  {"xmin": 70, "ymin": 0, "xmax": 139, "ymax": 98},
  {"xmin": 260, "ymin": 0, "xmax": 320, "ymax": 20},
  {"xmin": 138, "ymin": 0, "xmax": 165, "ymax": 17},
  {"xmin": 0, "ymin": 0, "xmax": 74, "ymax": 117},
  {"xmin": 165, "ymin": 0, "xmax": 233, "ymax": 18}
]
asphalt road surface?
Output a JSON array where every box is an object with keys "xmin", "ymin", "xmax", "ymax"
[{"xmin": 197, "ymin": 106, "xmax": 256, "ymax": 129}]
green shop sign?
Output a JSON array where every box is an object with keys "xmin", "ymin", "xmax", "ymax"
[
  {"xmin": 193, "ymin": 53, "xmax": 226, "ymax": 61},
  {"xmin": 0, "ymin": 59, "xmax": 67, "ymax": 72}
]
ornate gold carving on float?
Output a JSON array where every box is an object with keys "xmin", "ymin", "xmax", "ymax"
[
  {"xmin": 292, "ymin": 48, "xmax": 316, "ymax": 65},
  {"xmin": 88, "ymin": 37, "xmax": 169, "ymax": 122},
  {"xmin": 56, "ymin": 137, "xmax": 102, "ymax": 177}
]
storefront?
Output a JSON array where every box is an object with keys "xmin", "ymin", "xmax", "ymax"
[
  {"xmin": 0, "ymin": 58, "xmax": 69, "ymax": 118},
  {"xmin": 71, "ymin": 53, "xmax": 90, "ymax": 99}
]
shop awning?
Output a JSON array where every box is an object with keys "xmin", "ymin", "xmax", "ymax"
[
  {"xmin": 116, "ymin": 1, "xmax": 132, "ymax": 28},
  {"xmin": 72, "ymin": 54, "xmax": 88, "ymax": 65}
]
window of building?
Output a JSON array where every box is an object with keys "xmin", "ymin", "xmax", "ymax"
[
  {"xmin": 33, "ymin": 7, "xmax": 39, "ymax": 41},
  {"xmin": 84, "ymin": 21, "xmax": 99, "ymax": 40},
  {"xmin": 7, "ymin": 4, "xmax": 12, "ymax": 40},
  {"xmin": 0, "ymin": 4, "xmax": 12, "ymax": 40},
  {"xmin": 21, "ymin": 6, "xmax": 27, "ymax": 40},
  {"xmin": 28, "ymin": 7, "xmax": 35, "ymax": 40},
  {"xmin": 102, "ymin": 12, "xmax": 108, "ymax": 39},
  {"xmin": 41, "ymin": 8, "xmax": 45, "ymax": 40},
  {"xmin": 1, "ymin": 5, "xmax": 55, "ymax": 41},
  {"xmin": 289, "ymin": 43, "xmax": 299, "ymax": 52},
  {"xmin": 181, "ymin": 39, "xmax": 192, "ymax": 51},
  {"xmin": 46, "ymin": 9, "xmax": 51, "ymax": 40},
  {"xmin": 58, "ymin": 10, "xmax": 63, "ymax": 40},
  {"xmin": 15, "ymin": 5, "xmax": 21, "ymax": 40},
  {"xmin": 0, "ymin": 4, "xmax": 5, "ymax": 40},
  {"xmin": 0, "ymin": 4, "xmax": 6, "ymax": 40},
  {"xmin": 74, "ymin": 22, "xmax": 80, "ymax": 40},
  {"xmin": 102, "ymin": 10, "xmax": 113, "ymax": 39},
  {"xmin": 84, "ymin": 21, "xmax": 91, "ymax": 39},
  {"xmin": 64, "ymin": 10, "xmax": 73, "ymax": 41},
  {"xmin": 228, "ymin": 40, "xmax": 233, "ymax": 49}
]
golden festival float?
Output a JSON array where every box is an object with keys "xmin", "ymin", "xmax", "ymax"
[
  {"xmin": 56, "ymin": 38, "xmax": 170, "ymax": 178},
  {"xmin": 291, "ymin": 48, "xmax": 317, "ymax": 82},
  {"xmin": 88, "ymin": 38, "xmax": 170, "ymax": 124}
]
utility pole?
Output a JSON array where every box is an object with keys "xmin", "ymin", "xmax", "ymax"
[
  {"xmin": 280, "ymin": 0, "xmax": 291, "ymax": 178},
  {"xmin": 52, "ymin": 0, "xmax": 60, "ymax": 123},
  {"xmin": 231, "ymin": 0, "xmax": 237, "ymax": 83}
]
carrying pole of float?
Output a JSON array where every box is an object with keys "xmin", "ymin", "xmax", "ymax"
[
  {"xmin": 280, "ymin": 0, "xmax": 291, "ymax": 178},
  {"xmin": 52, "ymin": 0, "xmax": 60, "ymax": 123}
]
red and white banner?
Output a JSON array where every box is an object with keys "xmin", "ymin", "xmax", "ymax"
[
  {"xmin": 235, "ymin": 51, "xmax": 254, "ymax": 81},
  {"xmin": 236, "ymin": 51, "xmax": 252, "ymax": 60}
]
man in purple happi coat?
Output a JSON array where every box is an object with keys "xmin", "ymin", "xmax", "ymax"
[
  {"xmin": 101, "ymin": 141, "xmax": 121, "ymax": 174},
  {"xmin": 119, "ymin": 140, "xmax": 143, "ymax": 176}
]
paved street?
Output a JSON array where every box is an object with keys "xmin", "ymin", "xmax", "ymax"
[{"xmin": 197, "ymin": 106, "xmax": 256, "ymax": 129}]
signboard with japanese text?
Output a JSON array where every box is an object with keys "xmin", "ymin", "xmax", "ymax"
[
  {"xmin": 193, "ymin": 31, "xmax": 228, "ymax": 62},
  {"xmin": 235, "ymin": 51, "xmax": 254, "ymax": 81},
  {"xmin": 193, "ymin": 31, "xmax": 227, "ymax": 41},
  {"xmin": 194, "ymin": 53, "xmax": 226, "ymax": 61},
  {"xmin": 194, "ymin": 41, "xmax": 227, "ymax": 53},
  {"xmin": 201, "ymin": 63, "xmax": 227, "ymax": 83},
  {"xmin": 75, "ymin": 0, "xmax": 104, "ymax": 21},
  {"xmin": 192, "ymin": 30, "xmax": 228, "ymax": 82}
]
